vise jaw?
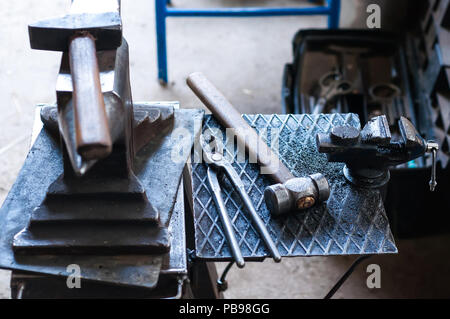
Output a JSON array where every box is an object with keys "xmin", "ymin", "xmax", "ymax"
[{"xmin": 317, "ymin": 116, "xmax": 439, "ymax": 190}]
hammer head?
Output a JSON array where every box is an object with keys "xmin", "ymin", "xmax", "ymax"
[
  {"xmin": 29, "ymin": 0, "xmax": 122, "ymax": 52},
  {"xmin": 264, "ymin": 173, "xmax": 330, "ymax": 216}
]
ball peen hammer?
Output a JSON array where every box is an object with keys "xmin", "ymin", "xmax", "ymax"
[{"xmin": 187, "ymin": 72, "xmax": 330, "ymax": 216}]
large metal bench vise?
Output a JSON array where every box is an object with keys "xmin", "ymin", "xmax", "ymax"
[{"xmin": 317, "ymin": 115, "xmax": 439, "ymax": 190}]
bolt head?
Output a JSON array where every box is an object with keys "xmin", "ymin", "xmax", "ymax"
[{"xmin": 297, "ymin": 196, "xmax": 316, "ymax": 210}]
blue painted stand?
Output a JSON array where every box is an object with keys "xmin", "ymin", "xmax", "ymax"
[{"xmin": 155, "ymin": 0, "xmax": 341, "ymax": 84}]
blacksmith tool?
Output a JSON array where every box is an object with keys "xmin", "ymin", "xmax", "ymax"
[
  {"xmin": 327, "ymin": 45, "xmax": 371, "ymax": 95},
  {"xmin": 28, "ymin": 0, "xmax": 122, "ymax": 170},
  {"xmin": 200, "ymin": 134, "xmax": 280, "ymax": 264},
  {"xmin": 312, "ymin": 71, "xmax": 353, "ymax": 115},
  {"xmin": 317, "ymin": 115, "xmax": 439, "ymax": 191},
  {"xmin": 187, "ymin": 72, "xmax": 330, "ymax": 217},
  {"xmin": 369, "ymin": 83, "xmax": 401, "ymax": 125},
  {"xmin": 11, "ymin": 0, "xmax": 178, "ymax": 261}
]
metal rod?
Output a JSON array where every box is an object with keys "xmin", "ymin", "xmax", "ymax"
[
  {"xmin": 431, "ymin": 149, "xmax": 437, "ymax": 191},
  {"xmin": 155, "ymin": 0, "xmax": 168, "ymax": 84},
  {"xmin": 69, "ymin": 32, "xmax": 112, "ymax": 160},
  {"xmin": 217, "ymin": 261, "xmax": 235, "ymax": 292},
  {"xmin": 324, "ymin": 255, "xmax": 371, "ymax": 299},
  {"xmin": 234, "ymin": 182, "xmax": 281, "ymax": 263},
  {"xmin": 165, "ymin": 7, "xmax": 332, "ymax": 17},
  {"xmin": 429, "ymin": 145, "xmax": 438, "ymax": 192},
  {"xmin": 218, "ymin": 161, "xmax": 281, "ymax": 263},
  {"xmin": 327, "ymin": 0, "xmax": 341, "ymax": 29},
  {"xmin": 207, "ymin": 168, "xmax": 245, "ymax": 268}
]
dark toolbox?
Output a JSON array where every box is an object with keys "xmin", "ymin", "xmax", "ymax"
[{"xmin": 282, "ymin": 1, "xmax": 450, "ymax": 238}]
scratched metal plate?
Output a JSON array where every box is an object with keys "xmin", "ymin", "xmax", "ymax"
[
  {"xmin": 0, "ymin": 106, "xmax": 203, "ymax": 289},
  {"xmin": 192, "ymin": 114, "xmax": 397, "ymax": 260}
]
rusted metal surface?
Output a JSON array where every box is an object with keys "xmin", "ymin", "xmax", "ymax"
[
  {"xmin": 133, "ymin": 102, "xmax": 176, "ymax": 153},
  {"xmin": 56, "ymin": 40, "xmax": 133, "ymax": 176},
  {"xmin": 69, "ymin": 33, "xmax": 112, "ymax": 160}
]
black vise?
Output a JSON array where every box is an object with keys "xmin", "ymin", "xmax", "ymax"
[{"xmin": 316, "ymin": 116, "xmax": 438, "ymax": 190}]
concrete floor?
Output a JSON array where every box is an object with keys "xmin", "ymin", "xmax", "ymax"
[{"xmin": 0, "ymin": 0, "xmax": 449, "ymax": 299}]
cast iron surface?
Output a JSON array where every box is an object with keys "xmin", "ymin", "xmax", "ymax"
[
  {"xmin": 10, "ymin": 184, "xmax": 187, "ymax": 299},
  {"xmin": 161, "ymin": 183, "xmax": 187, "ymax": 275},
  {"xmin": 0, "ymin": 105, "xmax": 203, "ymax": 288},
  {"xmin": 192, "ymin": 114, "xmax": 397, "ymax": 260},
  {"xmin": 317, "ymin": 116, "xmax": 433, "ymax": 189}
]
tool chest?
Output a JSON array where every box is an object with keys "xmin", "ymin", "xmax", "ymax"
[{"xmin": 282, "ymin": 1, "xmax": 450, "ymax": 238}]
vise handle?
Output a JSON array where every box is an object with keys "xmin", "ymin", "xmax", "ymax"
[
  {"xmin": 187, "ymin": 72, "xmax": 293, "ymax": 184},
  {"xmin": 69, "ymin": 32, "xmax": 112, "ymax": 160}
]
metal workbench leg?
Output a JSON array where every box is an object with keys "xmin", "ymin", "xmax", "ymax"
[
  {"xmin": 183, "ymin": 166, "xmax": 223, "ymax": 299},
  {"xmin": 156, "ymin": 0, "xmax": 168, "ymax": 84},
  {"xmin": 327, "ymin": 0, "xmax": 341, "ymax": 29},
  {"xmin": 155, "ymin": 0, "xmax": 340, "ymax": 84},
  {"xmin": 189, "ymin": 261, "xmax": 223, "ymax": 299}
]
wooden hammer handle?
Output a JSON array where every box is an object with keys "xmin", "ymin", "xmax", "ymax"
[
  {"xmin": 187, "ymin": 72, "xmax": 293, "ymax": 184},
  {"xmin": 69, "ymin": 33, "xmax": 112, "ymax": 160}
]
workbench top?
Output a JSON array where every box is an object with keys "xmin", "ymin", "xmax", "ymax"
[{"xmin": 191, "ymin": 113, "xmax": 397, "ymax": 260}]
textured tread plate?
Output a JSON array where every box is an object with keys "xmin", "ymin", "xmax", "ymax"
[{"xmin": 192, "ymin": 114, "xmax": 397, "ymax": 260}]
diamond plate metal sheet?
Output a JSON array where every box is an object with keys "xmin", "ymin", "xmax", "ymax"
[{"xmin": 192, "ymin": 114, "xmax": 397, "ymax": 260}]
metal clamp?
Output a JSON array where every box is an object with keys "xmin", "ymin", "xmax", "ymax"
[{"xmin": 317, "ymin": 116, "xmax": 439, "ymax": 190}]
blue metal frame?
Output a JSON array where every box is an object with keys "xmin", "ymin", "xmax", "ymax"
[{"xmin": 156, "ymin": 0, "xmax": 341, "ymax": 84}]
